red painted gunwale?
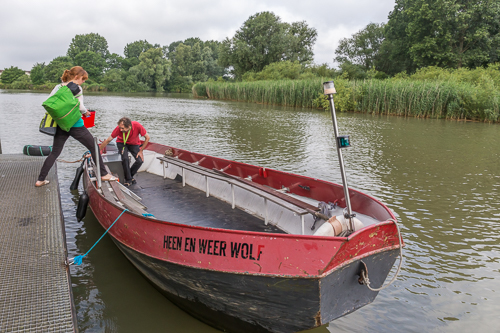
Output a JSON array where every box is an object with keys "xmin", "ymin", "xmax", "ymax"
[{"xmin": 85, "ymin": 142, "xmax": 402, "ymax": 279}]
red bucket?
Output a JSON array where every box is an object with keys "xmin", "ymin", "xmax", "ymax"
[{"xmin": 83, "ymin": 110, "xmax": 95, "ymax": 128}]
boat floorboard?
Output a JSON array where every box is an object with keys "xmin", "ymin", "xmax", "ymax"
[{"xmin": 127, "ymin": 171, "xmax": 286, "ymax": 234}]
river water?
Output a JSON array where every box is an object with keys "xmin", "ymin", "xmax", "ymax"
[{"xmin": 1, "ymin": 90, "xmax": 499, "ymax": 333}]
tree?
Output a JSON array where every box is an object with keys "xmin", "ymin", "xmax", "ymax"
[
  {"xmin": 30, "ymin": 62, "xmax": 46, "ymax": 85},
  {"xmin": 384, "ymin": 0, "xmax": 500, "ymax": 71},
  {"xmin": 218, "ymin": 12, "xmax": 317, "ymax": 79},
  {"xmin": 123, "ymin": 40, "xmax": 159, "ymax": 71},
  {"xmin": 132, "ymin": 48, "xmax": 171, "ymax": 91},
  {"xmin": 102, "ymin": 68, "xmax": 127, "ymax": 91},
  {"xmin": 335, "ymin": 23, "xmax": 386, "ymax": 70},
  {"xmin": 67, "ymin": 33, "xmax": 110, "ymax": 60},
  {"xmin": 124, "ymin": 40, "xmax": 157, "ymax": 59},
  {"xmin": 73, "ymin": 51, "xmax": 107, "ymax": 81},
  {"xmin": 44, "ymin": 56, "xmax": 73, "ymax": 83},
  {"xmin": 165, "ymin": 39, "xmax": 227, "ymax": 91},
  {"xmin": 106, "ymin": 53, "xmax": 125, "ymax": 70},
  {"xmin": 242, "ymin": 61, "xmax": 303, "ymax": 81},
  {"xmin": 11, "ymin": 74, "xmax": 32, "ymax": 89},
  {"xmin": 287, "ymin": 21, "xmax": 318, "ymax": 64},
  {"xmin": 1, "ymin": 66, "xmax": 25, "ymax": 84}
]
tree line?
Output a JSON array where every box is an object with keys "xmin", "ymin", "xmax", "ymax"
[
  {"xmin": 0, "ymin": 12, "xmax": 321, "ymax": 92},
  {"xmin": 1, "ymin": 1, "xmax": 500, "ymax": 92},
  {"xmin": 335, "ymin": 0, "xmax": 500, "ymax": 79},
  {"xmin": 0, "ymin": 34, "xmax": 228, "ymax": 92}
]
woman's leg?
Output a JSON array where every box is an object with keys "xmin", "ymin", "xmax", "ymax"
[
  {"xmin": 69, "ymin": 127, "xmax": 109, "ymax": 177},
  {"xmin": 37, "ymin": 127, "xmax": 70, "ymax": 182}
]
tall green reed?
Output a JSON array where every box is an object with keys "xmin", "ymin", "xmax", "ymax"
[{"xmin": 193, "ymin": 78, "xmax": 500, "ymax": 122}]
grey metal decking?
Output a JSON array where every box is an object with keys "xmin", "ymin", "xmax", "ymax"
[{"xmin": 0, "ymin": 155, "xmax": 77, "ymax": 333}]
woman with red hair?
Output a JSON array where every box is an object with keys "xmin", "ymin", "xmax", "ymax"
[{"xmin": 35, "ymin": 66, "xmax": 117, "ymax": 187}]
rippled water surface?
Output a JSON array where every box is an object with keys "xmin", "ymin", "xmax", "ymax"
[{"xmin": 1, "ymin": 90, "xmax": 499, "ymax": 332}]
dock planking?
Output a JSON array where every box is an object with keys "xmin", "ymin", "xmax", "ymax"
[{"xmin": 0, "ymin": 155, "xmax": 77, "ymax": 332}]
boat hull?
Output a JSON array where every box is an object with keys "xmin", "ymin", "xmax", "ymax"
[
  {"xmin": 83, "ymin": 141, "xmax": 403, "ymax": 333},
  {"xmin": 112, "ymin": 238, "xmax": 398, "ymax": 333}
]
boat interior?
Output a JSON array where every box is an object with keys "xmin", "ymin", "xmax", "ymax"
[{"xmin": 98, "ymin": 147, "xmax": 381, "ymax": 236}]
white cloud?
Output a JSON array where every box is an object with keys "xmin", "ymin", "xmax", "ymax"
[{"xmin": 0, "ymin": 0, "xmax": 395, "ymax": 70}]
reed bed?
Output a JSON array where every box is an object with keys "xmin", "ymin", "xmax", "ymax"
[
  {"xmin": 193, "ymin": 79, "xmax": 327, "ymax": 108},
  {"xmin": 352, "ymin": 80, "xmax": 500, "ymax": 121},
  {"xmin": 193, "ymin": 78, "xmax": 500, "ymax": 122}
]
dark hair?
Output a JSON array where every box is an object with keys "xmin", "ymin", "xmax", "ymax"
[
  {"xmin": 118, "ymin": 117, "xmax": 132, "ymax": 128},
  {"xmin": 61, "ymin": 66, "xmax": 88, "ymax": 82}
]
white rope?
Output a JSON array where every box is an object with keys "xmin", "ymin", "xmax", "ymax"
[{"xmin": 361, "ymin": 218, "xmax": 403, "ymax": 291}]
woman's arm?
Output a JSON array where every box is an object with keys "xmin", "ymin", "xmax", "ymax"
[{"xmin": 76, "ymin": 86, "xmax": 89, "ymax": 116}]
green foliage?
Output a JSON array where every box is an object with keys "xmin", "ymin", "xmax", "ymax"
[
  {"xmin": 1, "ymin": 66, "xmax": 25, "ymax": 84},
  {"xmin": 306, "ymin": 63, "xmax": 339, "ymax": 78},
  {"xmin": 82, "ymin": 83, "xmax": 107, "ymax": 92},
  {"xmin": 30, "ymin": 62, "xmax": 46, "ymax": 85},
  {"xmin": 242, "ymin": 61, "xmax": 303, "ymax": 81},
  {"xmin": 74, "ymin": 51, "xmax": 107, "ymax": 82},
  {"xmin": 106, "ymin": 53, "xmax": 125, "ymax": 70},
  {"xmin": 67, "ymin": 33, "xmax": 110, "ymax": 60},
  {"xmin": 102, "ymin": 69, "xmax": 127, "ymax": 91},
  {"xmin": 32, "ymin": 82, "xmax": 58, "ymax": 91},
  {"xmin": 124, "ymin": 40, "xmax": 156, "ymax": 59},
  {"xmin": 312, "ymin": 93, "xmax": 330, "ymax": 110},
  {"xmin": 164, "ymin": 39, "xmax": 226, "ymax": 92},
  {"xmin": 339, "ymin": 62, "xmax": 368, "ymax": 80},
  {"xmin": 10, "ymin": 74, "xmax": 32, "ymax": 89},
  {"xmin": 407, "ymin": 64, "xmax": 500, "ymax": 87},
  {"xmin": 44, "ymin": 56, "xmax": 73, "ymax": 83},
  {"xmin": 122, "ymin": 57, "xmax": 140, "ymax": 71},
  {"xmin": 219, "ymin": 11, "xmax": 317, "ymax": 79},
  {"xmin": 335, "ymin": 23, "xmax": 386, "ymax": 70},
  {"xmin": 240, "ymin": 61, "xmax": 339, "ymax": 82},
  {"xmin": 384, "ymin": 0, "xmax": 500, "ymax": 72},
  {"xmin": 133, "ymin": 48, "xmax": 171, "ymax": 92}
]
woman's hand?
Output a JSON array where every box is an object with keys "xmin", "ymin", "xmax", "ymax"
[{"xmin": 84, "ymin": 111, "xmax": 91, "ymax": 117}]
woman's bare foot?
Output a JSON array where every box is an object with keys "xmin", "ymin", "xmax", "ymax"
[
  {"xmin": 101, "ymin": 174, "xmax": 118, "ymax": 181},
  {"xmin": 35, "ymin": 180, "xmax": 50, "ymax": 187}
]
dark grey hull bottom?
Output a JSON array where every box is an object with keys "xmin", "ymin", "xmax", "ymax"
[{"xmin": 113, "ymin": 240, "xmax": 399, "ymax": 333}]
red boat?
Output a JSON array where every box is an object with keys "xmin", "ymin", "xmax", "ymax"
[{"xmin": 80, "ymin": 140, "xmax": 403, "ymax": 333}]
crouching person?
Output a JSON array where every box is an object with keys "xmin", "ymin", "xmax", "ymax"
[{"xmin": 100, "ymin": 117, "xmax": 150, "ymax": 186}]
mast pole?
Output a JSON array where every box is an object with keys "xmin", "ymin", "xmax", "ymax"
[{"xmin": 323, "ymin": 81, "xmax": 355, "ymax": 231}]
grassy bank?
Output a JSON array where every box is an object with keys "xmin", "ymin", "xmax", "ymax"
[{"xmin": 193, "ymin": 77, "xmax": 500, "ymax": 122}]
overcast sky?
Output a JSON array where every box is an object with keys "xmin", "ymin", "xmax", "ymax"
[{"xmin": 1, "ymin": 0, "xmax": 395, "ymax": 71}]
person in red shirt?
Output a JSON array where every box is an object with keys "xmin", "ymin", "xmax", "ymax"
[{"xmin": 100, "ymin": 117, "xmax": 150, "ymax": 186}]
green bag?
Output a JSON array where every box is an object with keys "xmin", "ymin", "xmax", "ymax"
[
  {"xmin": 39, "ymin": 112, "xmax": 57, "ymax": 136},
  {"xmin": 42, "ymin": 85, "xmax": 81, "ymax": 132}
]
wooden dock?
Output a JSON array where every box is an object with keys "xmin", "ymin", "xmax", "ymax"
[{"xmin": 0, "ymin": 154, "xmax": 77, "ymax": 332}]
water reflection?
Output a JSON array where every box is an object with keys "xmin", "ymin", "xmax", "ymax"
[{"xmin": 1, "ymin": 90, "xmax": 499, "ymax": 332}]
